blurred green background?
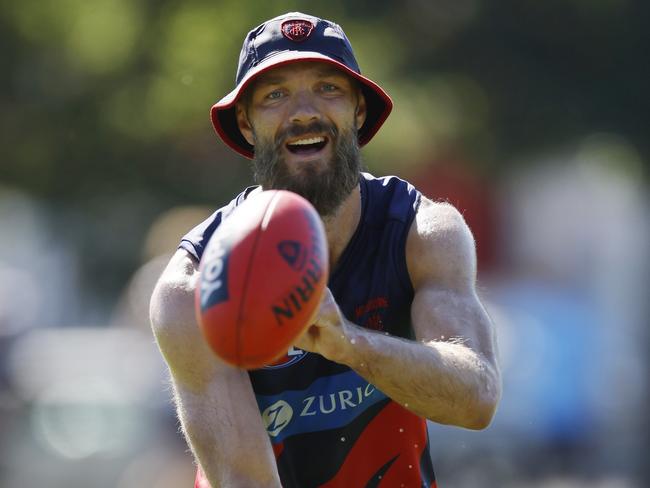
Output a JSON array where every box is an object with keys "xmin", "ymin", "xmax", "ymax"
[{"xmin": 1, "ymin": 1, "xmax": 649, "ymax": 487}]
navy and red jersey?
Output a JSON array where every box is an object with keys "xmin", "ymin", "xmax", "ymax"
[{"xmin": 180, "ymin": 173, "xmax": 437, "ymax": 488}]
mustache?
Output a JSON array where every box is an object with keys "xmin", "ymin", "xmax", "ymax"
[
  {"xmin": 274, "ymin": 121, "xmax": 339, "ymax": 147},
  {"xmin": 251, "ymin": 119, "xmax": 362, "ymax": 217}
]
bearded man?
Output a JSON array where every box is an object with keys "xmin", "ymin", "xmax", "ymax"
[{"xmin": 150, "ymin": 12, "xmax": 501, "ymax": 488}]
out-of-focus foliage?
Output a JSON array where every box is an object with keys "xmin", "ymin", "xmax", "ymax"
[{"xmin": 1, "ymin": 0, "xmax": 649, "ymax": 302}]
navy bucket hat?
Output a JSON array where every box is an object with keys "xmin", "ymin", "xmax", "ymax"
[{"xmin": 211, "ymin": 12, "xmax": 393, "ymax": 159}]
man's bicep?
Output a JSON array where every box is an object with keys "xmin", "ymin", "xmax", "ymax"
[
  {"xmin": 410, "ymin": 285, "xmax": 497, "ymax": 363},
  {"xmin": 406, "ymin": 199, "xmax": 497, "ymax": 362},
  {"xmin": 150, "ymin": 249, "xmax": 220, "ymax": 390}
]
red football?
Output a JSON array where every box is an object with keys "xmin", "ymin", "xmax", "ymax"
[{"xmin": 195, "ymin": 190, "xmax": 328, "ymax": 369}]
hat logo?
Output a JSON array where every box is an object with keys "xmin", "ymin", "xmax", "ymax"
[{"xmin": 281, "ymin": 19, "xmax": 314, "ymax": 42}]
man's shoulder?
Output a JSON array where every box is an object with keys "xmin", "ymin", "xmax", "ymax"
[
  {"xmin": 414, "ymin": 197, "xmax": 468, "ymax": 235},
  {"xmin": 406, "ymin": 196, "xmax": 477, "ymax": 289}
]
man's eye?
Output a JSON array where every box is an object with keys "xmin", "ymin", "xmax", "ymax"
[
  {"xmin": 321, "ymin": 83, "xmax": 339, "ymax": 92},
  {"xmin": 266, "ymin": 90, "xmax": 283, "ymax": 100}
]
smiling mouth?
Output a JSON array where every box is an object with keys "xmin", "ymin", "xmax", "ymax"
[{"xmin": 285, "ymin": 136, "xmax": 328, "ymax": 155}]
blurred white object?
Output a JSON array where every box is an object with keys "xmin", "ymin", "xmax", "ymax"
[{"xmin": 8, "ymin": 327, "xmax": 166, "ymax": 458}]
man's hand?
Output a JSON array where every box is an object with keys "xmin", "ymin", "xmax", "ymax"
[{"xmin": 294, "ymin": 288, "xmax": 352, "ymax": 364}]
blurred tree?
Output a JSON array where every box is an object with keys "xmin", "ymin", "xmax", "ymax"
[{"xmin": 1, "ymin": 0, "xmax": 648, "ymax": 305}]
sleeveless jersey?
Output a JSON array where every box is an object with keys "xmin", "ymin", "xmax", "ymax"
[{"xmin": 180, "ymin": 173, "xmax": 437, "ymax": 488}]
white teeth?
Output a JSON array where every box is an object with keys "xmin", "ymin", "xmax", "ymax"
[{"xmin": 288, "ymin": 136, "xmax": 325, "ymax": 146}]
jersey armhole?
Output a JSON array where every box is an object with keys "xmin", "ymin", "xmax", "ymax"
[
  {"xmin": 394, "ymin": 191, "xmax": 421, "ymax": 297},
  {"xmin": 178, "ymin": 240, "xmax": 201, "ymax": 262}
]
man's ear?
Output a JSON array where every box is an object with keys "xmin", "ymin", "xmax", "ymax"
[
  {"xmin": 236, "ymin": 103, "xmax": 255, "ymax": 146},
  {"xmin": 355, "ymin": 90, "xmax": 367, "ymax": 129}
]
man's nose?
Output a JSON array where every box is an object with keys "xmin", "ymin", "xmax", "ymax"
[{"xmin": 288, "ymin": 91, "xmax": 321, "ymax": 125}]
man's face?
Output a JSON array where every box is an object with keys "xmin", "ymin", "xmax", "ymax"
[{"xmin": 236, "ymin": 62, "xmax": 367, "ymax": 217}]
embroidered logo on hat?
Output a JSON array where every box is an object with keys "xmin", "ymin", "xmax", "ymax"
[{"xmin": 281, "ymin": 19, "xmax": 314, "ymax": 42}]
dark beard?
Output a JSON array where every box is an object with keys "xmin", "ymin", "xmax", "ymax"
[{"xmin": 251, "ymin": 120, "xmax": 362, "ymax": 217}]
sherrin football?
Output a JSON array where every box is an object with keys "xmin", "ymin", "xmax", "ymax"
[{"xmin": 195, "ymin": 190, "xmax": 328, "ymax": 369}]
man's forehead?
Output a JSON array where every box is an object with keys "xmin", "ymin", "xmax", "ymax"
[{"xmin": 253, "ymin": 61, "xmax": 351, "ymax": 85}]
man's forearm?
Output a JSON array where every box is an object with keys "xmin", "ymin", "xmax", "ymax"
[
  {"xmin": 151, "ymin": 250, "xmax": 283, "ymax": 488},
  {"xmin": 339, "ymin": 323, "xmax": 499, "ymax": 430},
  {"xmin": 174, "ymin": 380, "xmax": 282, "ymax": 488}
]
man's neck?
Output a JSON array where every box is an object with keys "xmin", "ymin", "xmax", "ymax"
[{"xmin": 322, "ymin": 184, "xmax": 361, "ymax": 271}]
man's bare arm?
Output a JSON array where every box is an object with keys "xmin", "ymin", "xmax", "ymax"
[
  {"xmin": 296, "ymin": 199, "xmax": 501, "ymax": 429},
  {"xmin": 150, "ymin": 249, "xmax": 281, "ymax": 487}
]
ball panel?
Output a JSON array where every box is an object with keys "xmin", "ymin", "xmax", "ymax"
[
  {"xmin": 239, "ymin": 192, "xmax": 328, "ymax": 366},
  {"xmin": 195, "ymin": 190, "xmax": 276, "ymax": 366},
  {"xmin": 198, "ymin": 229, "xmax": 259, "ymax": 365}
]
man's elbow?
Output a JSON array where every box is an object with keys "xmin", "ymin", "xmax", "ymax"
[
  {"xmin": 465, "ymin": 372, "xmax": 501, "ymax": 430},
  {"xmin": 464, "ymin": 398, "xmax": 498, "ymax": 430},
  {"xmin": 149, "ymin": 280, "xmax": 176, "ymax": 341},
  {"xmin": 150, "ymin": 250, "xmax": 199, "ymax": 336},
  {"xmin": 150, "ymin": 274, "xmax": 195, "ymax": 328}
]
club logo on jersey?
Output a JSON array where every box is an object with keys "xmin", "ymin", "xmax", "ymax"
[
  {"xmin": 281, "ymin": 19, "xmax": 314, "ymax": 43},
  {"xmin": 355, "ymin": 296, "xmax": 389, "ymax": 331},
  {"xmin": 199, "ymin": 235, "xmax": 233, "ymax": 310},
  {"xmin": 278, "ymin": 240, "xmax": 307, "ymax": 271},
  {"xmin": 262, "ymin": 400, "xmax": 294, "ymax": 437},
  {"xmin": 263, "ymin": 346, "xmax": 308, "ymax": 369}
]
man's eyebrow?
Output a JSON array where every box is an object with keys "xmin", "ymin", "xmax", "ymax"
[
  {"xmin": 254, "ymin": 75, "xmax": 286, "ymax": 87},
  {"xmin": 253, "ymin": 67, "xmax": 349, "ymax": 89},
  {"xmin": 314, "ymin": 67, "xmax": 348, "ymax": 79}
]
